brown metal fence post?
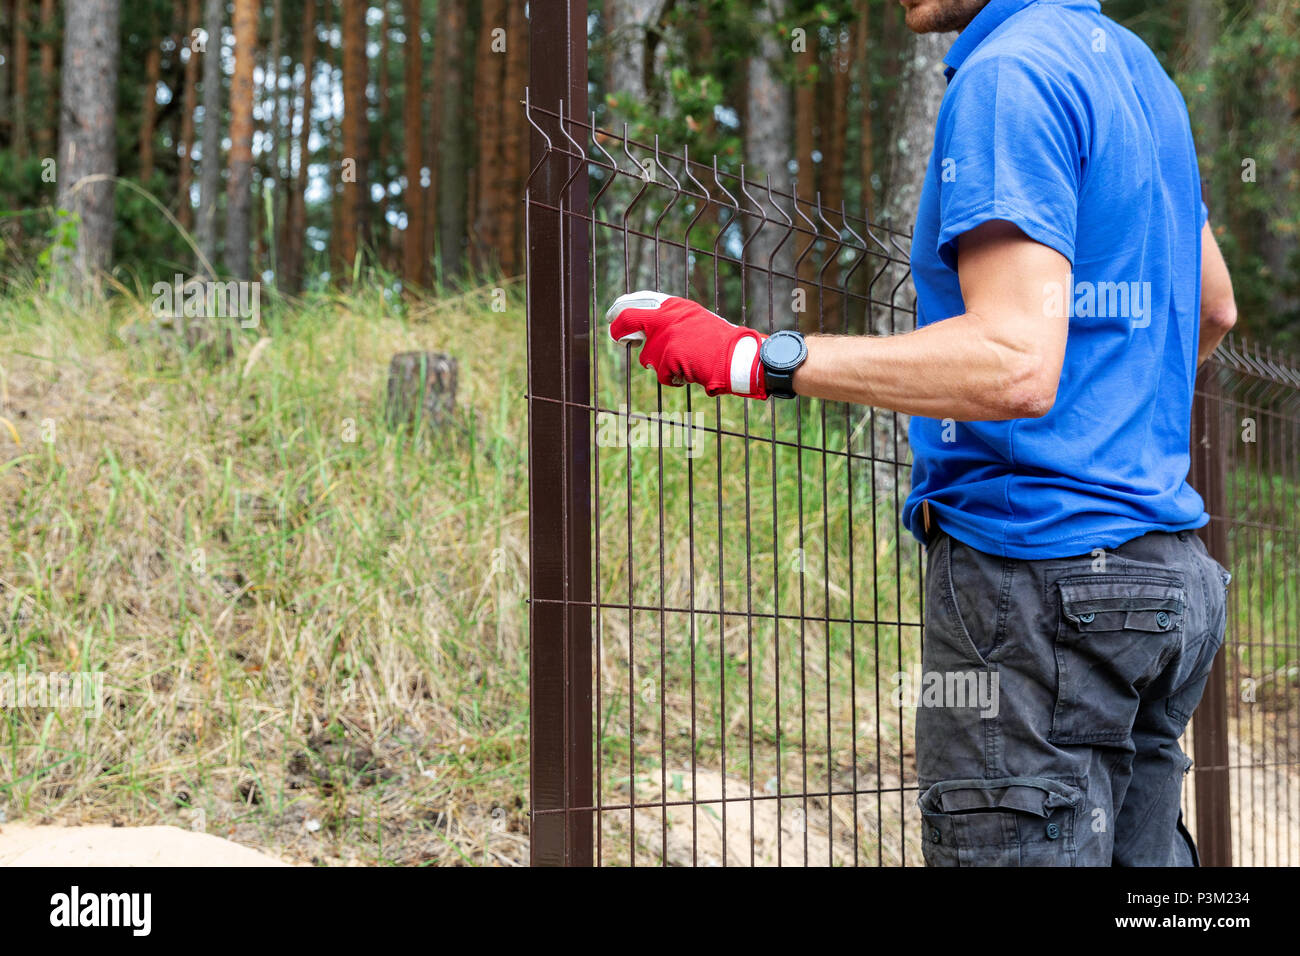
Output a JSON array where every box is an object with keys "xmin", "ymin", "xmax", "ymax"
[
  {"xmin": 526, "ymin": 1, "xmax": 593, "ymax": 865},
  {"xmin": 1190, "ymin": 364, "xmax": 1232, "ymax": 866}
]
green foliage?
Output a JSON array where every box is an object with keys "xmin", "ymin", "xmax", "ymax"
[
  {"xmin": 36, "ymin": 209, "xmax": 78, "ymax": 277},
  {"xmin": 1190, "ymin": 4, "xmax": 1300, "ymax": 348},
  {"xmin": 1109, "ymin": 0, "xmax": 1300, "ymax": 347},
  {"xmin": 0, "ymin": 153, "xmax": 60, "ymax": 276}
]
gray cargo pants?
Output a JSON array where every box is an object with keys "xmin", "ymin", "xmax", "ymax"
[{"xmin": 916, "ymin": 526, "xmax": 1230, "ymax": 866}]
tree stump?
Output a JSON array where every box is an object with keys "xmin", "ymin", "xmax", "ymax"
[
  {"xmin": 180, "ymin": 315, "xmax": 237, "ymax": 363},
  {"xmin": 385, "ymin": 352, "xmax": 458, "ymax": 430}
]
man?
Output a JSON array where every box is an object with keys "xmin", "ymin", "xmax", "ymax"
[{"xmin": 606, "ymin": 0, "xmax": 1237, "ymax": 865}]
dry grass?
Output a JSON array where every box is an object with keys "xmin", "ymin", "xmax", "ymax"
[{"xmin": 0, "ymin": 279, "xmax": 531, "ymax": 865}]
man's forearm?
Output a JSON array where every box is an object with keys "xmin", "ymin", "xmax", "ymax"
[{"xmin": 791, "ymin": 309, "xmax": 1059, "ymax": 421}]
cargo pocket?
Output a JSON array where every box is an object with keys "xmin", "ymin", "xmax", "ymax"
[
  {"xmin": 918, "ymin": 776, "xmax": 1082, "ymax": 866},
  {"xmin": 1050, "ymin": 575, "xmax": 1186, "ymax": 745}
]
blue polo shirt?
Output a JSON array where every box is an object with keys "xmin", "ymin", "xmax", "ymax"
[{"xmin": 901, "ymin": 0, "xmax": 1210, "ymax": 559}]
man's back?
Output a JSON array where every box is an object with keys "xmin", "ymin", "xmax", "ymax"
[{"xmin": 904, "ymin": 0, "xmax": 1209, "ymax": 559}]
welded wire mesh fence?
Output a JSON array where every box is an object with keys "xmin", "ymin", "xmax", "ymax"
[
  {"xmin": 523, "ymin": 11, "xmax": 1299, "ymax": 868},
  {"xmin": 1195, "ymin": 341, "xmax": 1300, "ymax": 865},
  {"xmin": 528, "ymin": 95, "xmax": 924, "ymax": 866}
]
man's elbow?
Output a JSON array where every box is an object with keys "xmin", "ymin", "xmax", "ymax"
[
  {"xmin": 1005, "ymin": 380, "xmax": 1058, "ymax": 419},
  {"xmin": 997, "ymin": 359, "xmax": 1059, "ymax": 420},
  {"xmin": 1206, "ymin": 299, "xmax": 1238, "ymax": 335}
]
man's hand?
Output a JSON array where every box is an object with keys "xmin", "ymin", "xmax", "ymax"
[{"xmin": 606, "ymin": 291, "xmax": 768, "ymax": 399}]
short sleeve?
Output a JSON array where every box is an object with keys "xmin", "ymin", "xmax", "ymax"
[
  {"xmin": 1200, "ymin": 199, "xmax": 1209, "ymax": 229},
  {"xmin": 934, "ymin": 56, "xmax": 1084, "ymax": 270}
]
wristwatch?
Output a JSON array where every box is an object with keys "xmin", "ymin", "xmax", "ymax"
[{"xmin": 760, "ymin": 329, "xmax": 808, "ymax": 400}]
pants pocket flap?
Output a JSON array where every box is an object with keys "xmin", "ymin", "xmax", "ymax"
[
  {"xmin": 1059, "ymin": 578, "xmax": 1186, "ymax": 630},
  {"xmin": 924, "ymin": 776, "xmax": 1082, "ymax": 817}
]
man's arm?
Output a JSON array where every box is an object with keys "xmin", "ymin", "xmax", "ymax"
[
  {"xmin": 791, "ymin": 219, "xmax": 1071, "ymax": 421},
  {"xmin": 1198, "ymin": 220, "xmax": 1237, "ymax": 366}
]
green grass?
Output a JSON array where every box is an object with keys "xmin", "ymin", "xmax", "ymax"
[{"xmin": 1225, "ymin": 467, "xmax": 1300, "ymax": 708}]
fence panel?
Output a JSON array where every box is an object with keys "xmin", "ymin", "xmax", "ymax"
[
  {"xmin": 1193, "ymin": 342, "xmax": 1300, "ymax": 866},
  {"xmin": 527, "ymin": 92, "xmax": 933, "ymax": 865},
  {"xmin": 525, "ymin": 18, "xmax": 1300, "ymax": 869}
]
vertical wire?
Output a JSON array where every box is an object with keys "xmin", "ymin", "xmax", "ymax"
[
  {"xmin": 814, "ymin": 195, "xmax": 840, "ymax": 862},
  {"xmin": 620, "ymin": 125, "xmax": 638, "ymax": 866},
  {"xmin": 866, "ymin": 251, "xmax": 886, "ymax": 865},
  {"xmin": 711, "ymin": 156, "xmax": 735, "ymax": 866},
  {"xmin": 1288, "ymin": 378, "xmax": 1299, "ymax": 866},
  {"xmin": 680, "ymin": 145, "xmax": 706, "ymax": 868},
  {"xmin": 1249, "ymin": 364, "xmax": 1263, "ymax": 863},
  {"xmin": 651, "ymin": 134, "xmax": 671, "ymax": 866},
  {"xmin": 522, "ymin": 91, "xmax": 539, "ymax": 862},
  {"xmin": 1264, "ymin": 358, "xmax": 1279, "ymax": 868},
  {"xmin": 1287, "ymin": 373, "xmax": 1299, "ymax": 866},
  {"xmin": 588, "ymin": 110, "xmax": 626, "ymax": 868},
  {"xmin": 587, "ymin": 111, "xmax": 605, "ymax": 867},
  {"xmin": 556, "ymin": 98, "xmax": 573, "ymax": 862},
  {"xmin": 839, "ymin": 207, "xmax": 863, "ymax": 867},
  {"xmin": 888, "ymin": 239, "xmax": 911, "ymax": 860},
  {"xmin": 1228, "ymin": 364, "xmax": 1243, "ymax": 861}
]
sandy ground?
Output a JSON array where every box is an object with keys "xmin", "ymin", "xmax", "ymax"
[{"xmin": 0, "ymin": 825, "xmax": 290, "ymax": 867}]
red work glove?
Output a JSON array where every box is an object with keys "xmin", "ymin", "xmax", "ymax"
[{"xmin": 606, "ymin": 291, "xmax": 768, "ymax": 399}]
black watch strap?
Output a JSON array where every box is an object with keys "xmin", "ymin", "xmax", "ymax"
[{"xmin": 764, "ymin": 366, "xmax": 797, "ymax": 399}]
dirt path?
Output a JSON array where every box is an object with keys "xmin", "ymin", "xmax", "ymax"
[{"xmin": 0, "ymin": 825, "xmax": 290, "ymax": 866}]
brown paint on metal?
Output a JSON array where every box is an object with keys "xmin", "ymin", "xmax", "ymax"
[
  {"xmin": 527, "ymin": 0, "xmax": 593, "ymax": 867},
  {"xmin": 1190, "ymin": 366, "xmax": 1232, "ymax": 867}
]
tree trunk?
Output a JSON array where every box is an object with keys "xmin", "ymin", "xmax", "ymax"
[
  {"xmin": 35, "ymin": 0, "xmax": 55, "ymax": 155},
  {"xmin": 264, "ymin": 0, "xmax": 283, "ymax": 271},
  {"xmin": 376, "ymin": 1, "xmax": 392, "ymax": 268},
  {"xmin": 880, "ymin": 30, "xmax": 948, "ymax": 235},
  {"xmin": 177, "ymin": 0, "xmax": 201, "ymax": 231},
  {"xmin": 140, "ymin": 34, "xmax": 162, "ymax": 180},
  {"xmin": 328, "ymin": 14, "xmax": 344, "ymax": 278},
  {"xmin": 54, "ymin": 0, "xmax": 121, "ymax": 292},
  {"xmin": 856, "ymin": 0, "xmax": 874, "ymax": 219},
  {"xmin": 283, "ymin": 0, "xmax": 316, "ymax": 294},
  {"xmin": 743, "ymin": 0, "xmax": 794, "ymax": 330},
  {"xmin": 422, "ymin": 0, "xmax": 444, "ymax": 287},
  {"xmin": 0, "ymin": 5, "xmax": 9, "ymax": 138},
  {"xmin": 604, "ymin": 0, "xmax": 671, "ymax": 291},
  {"xmin": 277, "ymin": 45, "xmax": 297, "ymax": 274},
  {"xmin": 339, "ymin": 0, "xmax": 369, "ymax": 277},
  {"xmin": 605, "ymin": 0, "xmax": 667, "ymax": 109},
  {"xmin": 436, "ymin": 0, "xmax": 469, "ymax": 280},
  {"xmin": 1252, "ymin": 0, "xmax": 1295, "ymax": 324},
  {"xmin": 817, "ymin": 23, "xmax": 853, "ymax": 332},
  {"xmin": 196, "ymin": 0, "xmax": 223, "ymax": 273},
  {"xmin": 824, "ymin": 25, "xmax": 851, "ymax": 215},
  {"xmin": 471, "ymin": 0, "xmax": 506, "ymax": 273},
  {"xmin": 500, "ymin": 0, "xmax": 529, "ymax": 275},
  {"xmin": 401, "ymin": 0, "xmax": 425, "ymax": 290},
  {"xmin": 386, "ymin": 352, "xmax": 458, "ymax": 431},
  {"xmin": 13, "ymin": 0, "xmax": 28, "ymax": 157},
  {"xmin": 794, "ymin": 23, "xmax": 817, "ymax": 295},
  {"xmin": 224, "ymin": 0, "xmax": 256, "ymax": 280},
  {"xmin": 874, "ymin": 26, "xmax": 952, "ymax": 493}
]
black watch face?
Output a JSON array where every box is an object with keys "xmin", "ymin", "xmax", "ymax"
[{"xmin": 764, "ymin": 332, "xmax": 805, "ymax": 371}]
